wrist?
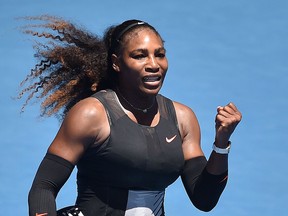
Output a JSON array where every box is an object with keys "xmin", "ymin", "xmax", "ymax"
[
  {"xmin": 214, "ymin": 138, "xmax": 231, "ymax": 148},
  {"xmin": 212, "ymin": 141, "xmax": 231, "ymax": 154}
]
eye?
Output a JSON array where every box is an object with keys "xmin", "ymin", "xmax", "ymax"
[
  {"xmin": 130, "ymin": 49, "xmax": 148, "ymax": 60},
  {"xmin": 156, "ymin": 52, "xmax": 166, "ymax": 58},
  {"xmin": 132, "ymin": 54, "xmax": 146, "ymax": 60},
  {"xmin": 155, "ymin": 48, "xmax": 166, "ymax": 58}
]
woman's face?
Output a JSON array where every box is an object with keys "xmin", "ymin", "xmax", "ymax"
[{"xmin": 114, "ymin": 28, "xmax": 168, "ymax": 96}]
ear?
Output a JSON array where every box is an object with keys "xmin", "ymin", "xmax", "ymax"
[{"xmin": 111, "ymin": 54, "xmax": 120, "ymax": 72}]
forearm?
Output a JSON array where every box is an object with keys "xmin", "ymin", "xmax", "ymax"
[
  {"xmin": 191, "ymin": 166, "xmax": 228, "ymax": 212},
  {"xmin": 206, "ymin": 151, "xmax": 228, "ymax": 175},
  {"xmin": 28, "ymin": 153, "xmax": 74, "ymax": 216},
  {"xmin": 191, "ymin": 142, "xmax": 230, "ymax": 211},
  {"xmin": 181, "ymin": 153, "xmax": 228, "ymax": 212},
  {"xmin": 28, "ymin": 186, "xmax": 57, "ymax": 216}
]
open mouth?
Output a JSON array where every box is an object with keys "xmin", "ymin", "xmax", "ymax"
[{"xmin": 143, "ymin": 76, "xmax": 161, "ymax": 82}]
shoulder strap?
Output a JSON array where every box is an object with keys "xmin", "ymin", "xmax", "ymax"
[
  {"xmin": 157, "ymin": 94, "xmax": 179, "ymax": 130},
  {"xmin": 91, "ymin": 90, "xmax": 126, "ymax": 125}
]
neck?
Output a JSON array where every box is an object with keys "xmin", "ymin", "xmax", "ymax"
[{"xmin": 116, "ymin": 88, "xmax": 156, "ymax": 114}]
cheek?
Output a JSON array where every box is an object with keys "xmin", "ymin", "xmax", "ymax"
[
  {"xmin": 160, "ymin": 59, "xmax": 169, "ymax": 71},
  {"xmin": 122, "ymin": 57, "xmax": 144, "ymax": 69},
  {"xmin": 127, "ymin": 62, "xmax": 146, "ymax": 74},
  {"xmin": 120, "ymin": 61, "xmax": 144, "ymax": 80}
]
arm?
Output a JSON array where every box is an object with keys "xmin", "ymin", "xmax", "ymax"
[
  {"xmin": 174, "ymin": 102, "xmax": 241, "ymax": 212},
  {"xmin": 28, "ymin": 97, "xmax": 110, "ymax": 216},
  {"xmin": 28, "ymin": 154, "xmax": 74, "ymax": 216}
]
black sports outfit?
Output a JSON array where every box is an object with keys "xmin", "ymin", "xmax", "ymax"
[{"xmin": 29, "ymin": 90, "xmax": 228, "ymax": 216}]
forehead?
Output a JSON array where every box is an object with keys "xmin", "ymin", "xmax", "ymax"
[{"xmin": 121, "ymin": 28, "xmax": 163, "ymax": 49}]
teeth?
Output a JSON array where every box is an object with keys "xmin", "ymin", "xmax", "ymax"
[{"xmin": 144, "ymin": 76, "xmax": 160, "ymax": 82}]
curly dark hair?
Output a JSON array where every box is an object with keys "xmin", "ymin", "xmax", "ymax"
[{"xmin": 17, "ymin": 15, "xmax": 162, "ymax": 118}]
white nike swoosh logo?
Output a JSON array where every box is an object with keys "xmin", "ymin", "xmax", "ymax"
[{"xmin": 166, "ymin": 135, "xmax": 177, "ymax": 143}]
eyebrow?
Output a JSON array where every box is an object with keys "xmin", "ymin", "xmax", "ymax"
[
  {"xmin": 131, "ymin": 47, "xmax": 166, "ymax": 53},
  {"xmin": 155, "ymin": 47, "xmax": 166, "ymax": 53}
]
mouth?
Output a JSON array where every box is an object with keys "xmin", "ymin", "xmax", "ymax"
[{"xmin": 143, "ymin": 75, "xmax": 161, "ymax": 82}]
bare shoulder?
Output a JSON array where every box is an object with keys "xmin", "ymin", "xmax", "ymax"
[
  {"xmin": 48, "ymin": 96, "xmax": 110, "ymax": 163},
  {"xmin": 67, "ymin": 97, "xmax": 106, "ymax": 122},
  {"xmin": 172, "ymin": 101, "xmax": 199, "ymax": 127},
  {"xmin": 63, "ymin": 97, "xmax": 109, "ymax": 142}
]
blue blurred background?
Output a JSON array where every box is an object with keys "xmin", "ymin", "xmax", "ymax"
[{"xmin": 1, "ymin": 0, "xmax": 287, "ymax": 215}]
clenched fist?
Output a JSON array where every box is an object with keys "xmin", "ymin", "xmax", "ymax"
[{"xmin": 215, "ymin": 102, "xmax": 242, "ymax": 148}]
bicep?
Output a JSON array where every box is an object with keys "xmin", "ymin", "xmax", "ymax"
[
  {"xmin": 174, "ymin": 102, "xmax": 204, "ymax": 160},
  {"xmin": 48, "ymin": 119, "xmax": 88, "ymax": 165}
]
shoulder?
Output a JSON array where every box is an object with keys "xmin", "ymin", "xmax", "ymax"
[
  {"xmin": 48, "ymin": 96, "xmax": 110, "ymax": 163},
  {"xmin": 67, "ymin": 96, "xmax": 106, "ymax": 122},
  {"xmin": 158, "ymin": 95, "xmax": 198, "ymax": 124},
  {"xmin": 172, "ymin": 101, "xmax": 198, "ymax": 124},
  {"xmin": 62, "ymin": 96, "xmax": 109, "ymax": 144}
]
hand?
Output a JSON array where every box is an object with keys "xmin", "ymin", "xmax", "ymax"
[{"xmin": 215, "ymin": 102, "xmax": 242, "ymax": 147}]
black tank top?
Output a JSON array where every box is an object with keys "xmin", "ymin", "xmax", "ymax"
[{"xmin": 75, "ymin": 90, "xmax": 185, "ymax": 215}]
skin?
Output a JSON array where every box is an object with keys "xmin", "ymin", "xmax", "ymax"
[{"xmin": 48, "ymin": 27, "xmax": 242, "ymax": 179}]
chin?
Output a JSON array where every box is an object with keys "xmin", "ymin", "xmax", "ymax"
[{"xmin": 141, "ymin": 85, "xmax": 162, "ymax": 96}]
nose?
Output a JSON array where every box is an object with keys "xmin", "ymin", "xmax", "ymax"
[{"xmin": 145, "ymin": 55, "xmax": 160, "ymax": 72}]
